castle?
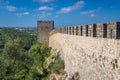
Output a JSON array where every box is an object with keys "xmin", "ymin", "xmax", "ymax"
[
  {"xmin": 37, "ymin": 21, "xmax": 120, "ymax": 80},
  {"xmin": 37, "ymin": 21, "xmax": 120, "ymax": 44}
]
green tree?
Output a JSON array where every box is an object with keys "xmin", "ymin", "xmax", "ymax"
[
  {"xmin": 48, "ymin": 54, "xmax": 65, "ymax": 74},
  {"xmin": 28, "ymin": 42, "xmax": 52, "ymax": 79},
  {"xmin": 1, "ymin": 38, "xmax": 33, "ymax": 80}
]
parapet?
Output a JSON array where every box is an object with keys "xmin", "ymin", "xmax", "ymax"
[{"xmin": 50, "ymin": 21, "xmax": 120, "ymax": 39}]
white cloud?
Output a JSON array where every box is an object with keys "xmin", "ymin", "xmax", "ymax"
[
  {"xmin": 19, "ymin": 7, "xmax": 27, "ymax": 10},
  {"xmin": 33, "ymin": 0, "xmax": 55, "ymax": 3},
  {"xmin": 23, "ymin": 12, "xmax": 29, "ymax": 15},
  {"xmin": 16, "ymin": 12, "xmax": 30, "ymax": 16},
  {"xmin": 90, "ymin": 14, "xmax": 95, "ymax": 17},
  {"xmin": 57, "ymin": 1, "xmax": 84, "ymax": 14},
  {"xmin": 6, "ymin": 5, "xmax": 17, "ymax": 12},
  {"xmin": 80, "ymin": 10, "xmax": 96, "ymax": 15},
  {"xmin": 40, "ymin": 12, "xmax": 52, "ymax": 18},
  {"xmin": 80, "ymin": 8, "xmax": 100, "ymax": 17},
  {"xmin": 38, "ymin": 6, "xmax": 53, "ymax": 11},
  {"xmin": 34, "ymin": 12, "xmax": 52, "ymax": 18}
]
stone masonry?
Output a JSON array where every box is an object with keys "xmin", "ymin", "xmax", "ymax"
[{"xmin": 49, "ymin": 33, "xmax": 120, "ymax": 80}]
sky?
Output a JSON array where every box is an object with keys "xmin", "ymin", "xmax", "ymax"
[{"xmin": 0, "ymin": 0, "xmax": 120, "ymax": 27}]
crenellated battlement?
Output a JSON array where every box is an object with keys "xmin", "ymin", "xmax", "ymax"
[
  {"xmin": 37, "ymin": 20, "xmax": 54, "ymax": 23},
  {"xmin": 50, "ymin": 21, "xmax": 120, "ymax": 39}
]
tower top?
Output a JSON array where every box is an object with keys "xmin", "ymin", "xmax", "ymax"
[
  {"xmin": 37, "ymin": 20, "xmax": 54, "ymax": 23},
  {"xmin": 37, "ymin": 20, "xmax": 54, "ymax": 45}
]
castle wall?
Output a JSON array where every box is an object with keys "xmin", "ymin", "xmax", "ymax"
[
  {"xmin": 49, "ymin": 33, "xmax": 120, "ymax": 80},
  {"xmin": 48, "ymin": 21, "xmax": 120, "ymax": 79}
]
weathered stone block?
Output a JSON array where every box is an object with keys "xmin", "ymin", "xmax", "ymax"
[
  {"xmin": 77, "ymin": 26, "xmax": 81, "ymax": 36},
  {"xmin": 107, "ymin": 22, "xmax": 120, "ymax": 39},
  {"xmin": 87, "ymin": 24, "xmax": 97, "ymax": 37},
  {"xmin": 96, "ymin": 23, "xmax": 107, "ymax": 38},
  {"xmin": 82, "ymin": 25, "xmax": 86, "ymax": 36}
]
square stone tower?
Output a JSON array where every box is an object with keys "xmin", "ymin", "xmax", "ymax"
[{"xmin": 37, "ymin": 20, "xmax": 54, "ymax": 44}]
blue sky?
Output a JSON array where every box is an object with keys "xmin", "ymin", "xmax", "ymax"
[{"xmin": 0, "ymin": 0, "xmax": 120, "ymax": 27}]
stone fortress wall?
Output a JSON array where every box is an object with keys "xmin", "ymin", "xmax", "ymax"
[
  {"xmin": 49, "ymin": 22, "xmax": 120, "ymax": 80},
  {"xmin": 49, "ymin": 33, "xmax": 120, "ymax": 80}
]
